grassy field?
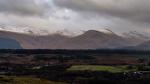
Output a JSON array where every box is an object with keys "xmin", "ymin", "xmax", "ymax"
[
  {"xmin": 0, "ymin": 76, "xmax": 67, "ymax": 84},
  {"xmin": 68, "ymin": 65, "xmax": 138, "ymax": 73}
]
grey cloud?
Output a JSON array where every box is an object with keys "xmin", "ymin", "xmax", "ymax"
[
  {"xmin": 0, "ymin": 0, "xmax": 150, "ymax": 35},
  {"xmin": 54, "ymin": 0, "xmax": 150, "ymax": 23},
  {"xmin": 1, "ymin": 0, "xmax": 150, "ymax": 23},
  {"xmin": 0, "ymin": 0, "xmax": 48, "ymax": 16}
]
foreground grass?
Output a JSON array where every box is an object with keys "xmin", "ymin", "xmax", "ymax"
[
  {"xmin": 0, "ymin": 76, "xmax": 67, "ymax": 84},
  {"xmin": 68, "ymin": 65, "xmax": 137, "ymax": 73}
]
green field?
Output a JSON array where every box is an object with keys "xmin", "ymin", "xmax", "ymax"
[
  {"xmin": 0, "ymin": 76, "xmax": 67, "ymax": 84},
  {"xmin": 68, "ymin": 65, "xmax": 138, "ymax": 73}
]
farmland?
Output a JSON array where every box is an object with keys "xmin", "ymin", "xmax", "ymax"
[{"xmin": 0, "ymin": 49, "xmax": 149, "ymax": 84}]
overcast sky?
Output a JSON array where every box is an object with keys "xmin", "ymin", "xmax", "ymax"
[{"xmin": 0, "ymin": 0, "xmax": 150, "ymax": 35}]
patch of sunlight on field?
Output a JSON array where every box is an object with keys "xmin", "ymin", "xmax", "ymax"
[{"xmin": 67, "ymin": 65, "xmax": 137, "ymax": 73}]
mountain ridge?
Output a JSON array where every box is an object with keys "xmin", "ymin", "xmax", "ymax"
[{"xmin": 0, "ymin": 30, "xmax": 149, "ymax": 49}]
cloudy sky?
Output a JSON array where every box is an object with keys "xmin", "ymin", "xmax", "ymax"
[{"xmin": 0, "ymin": 0, "xmax": 150, "ymax": 35}]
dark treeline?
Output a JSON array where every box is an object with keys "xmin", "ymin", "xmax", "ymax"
[{"xmin": 0, "ymin": 49, "xmax": 150, "ymax": 55}]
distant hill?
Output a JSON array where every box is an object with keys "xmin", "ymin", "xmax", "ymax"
[
  {"xmin": 0, "ymin": 37, "xmax": 22, "ymax": 49},
  {"xmin": 0, "ymin": 30, "xmax": 148, "ymax": 49}
]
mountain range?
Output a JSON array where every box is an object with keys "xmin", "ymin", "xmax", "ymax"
[{"xmin": 0, "ymin": 30, "xmax": 149, "ymax": 50}]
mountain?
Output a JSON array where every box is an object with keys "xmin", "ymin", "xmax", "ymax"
[
  {"xmin": 122, "ymin": 31, "xmax": 150, "ymax": 50},
  {"xmin": 123, "ymin": 31, "xmax": 150, "ymax": 45},
  {"xmin": 0, "ymin": 30, "xmax": 69, "ymax": 49},
  {"xmin": 125, "ymin": 41, "xmax": 150, "ymax": 50},
  {"xmin": 0, "ymin": 37, "xmax": 22, "ymax": 49},
  {"xmin": 0, "ymin": 30, "xmax": 147, "ymax": 49},
  {"xmin": 137, "ymin": 41, "xmax": 150, "ymax": 50},
  {"xmin": 60, "ymin": 30, "xmax": 132, "ymax": 49}
]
